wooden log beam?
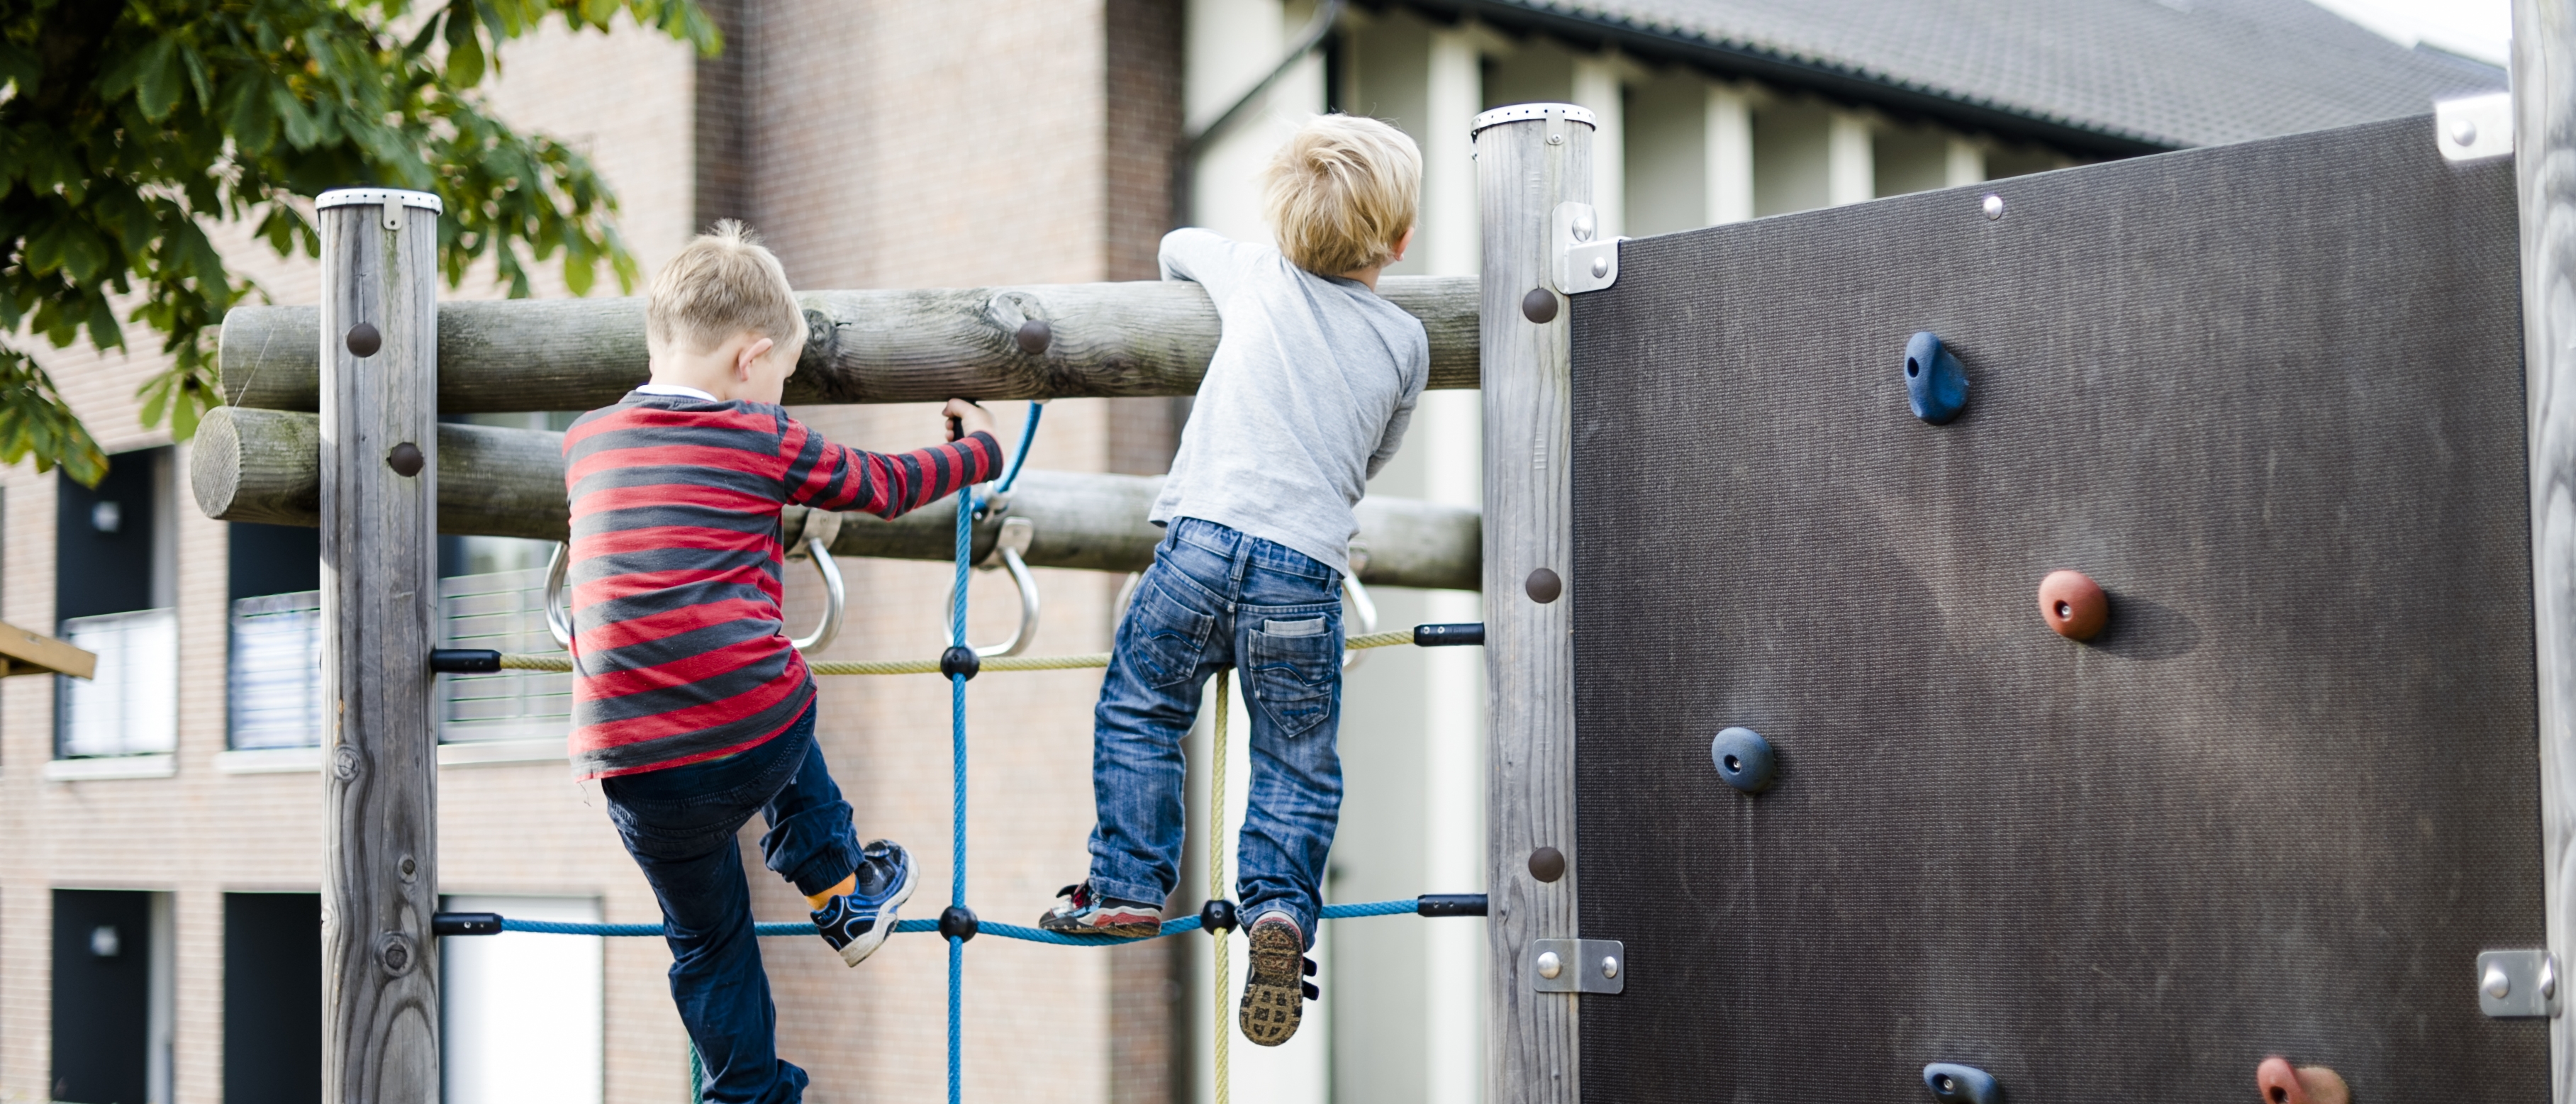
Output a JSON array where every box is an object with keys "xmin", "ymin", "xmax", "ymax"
[
  {"xmin": 191, "ymin": 406, "xmax": 1483, "ymax": 591},
  {"xmin": 2514, "ymin": 2, "xmax": 2576, "ymax": 1096},
  {"xmin": 1478, "ymin": 104, "xmax": 1586, "ymax": 1104},
  {"xmin": 218, "ymin": 276, "xmax": 1481, "ymax": 413}
]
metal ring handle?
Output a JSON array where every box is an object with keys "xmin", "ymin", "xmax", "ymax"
[
  {"xmin": 1341, "ymin": 571, "xmax": 1379, "ymax": 670},
  {"xmin": 544, "ymin": 535, "xmax": 846, "ymax": 654},
  {"xmin": 951, "ymin": 542, "xmax": 1041, "ymax": 657},
  {"xmin": 544, "ymin": 542, "xmax": 574, "ymax": 649}
]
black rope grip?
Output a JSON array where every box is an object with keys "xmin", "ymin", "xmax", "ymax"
[
  {"xmin": 432, "ymin": 912, "xmax": 504, "ymax": 936},
  {"xmin": 1412, "ymin": 623, "xmax": 1485, "ymax": 647},
  {"xmin": 429, "ymin": 649, "xmax": 503, "ymax": 674},
  {"xmin": 1415, "ymin": 893, "xmax": 1488, "ymax": 917},
  {"xmin": 939, "ymin": 646, "xmax": 981, "ymax": 680},
  {"xmin": 1200, "ymin": 898, "xmax": 1239, "ymax": 935},
  {"xmin": 939, "ymin": 905, "xmax": 979, "ymax": 941}
]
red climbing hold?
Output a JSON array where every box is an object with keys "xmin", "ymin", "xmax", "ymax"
[
  {"xmin": 2256, "ymin": 1056, "xmax": 2349, "ymax": 1104},
  {"xmin": 2036, "ymin": 569, "xmax": 2107, "ymax": 642}
]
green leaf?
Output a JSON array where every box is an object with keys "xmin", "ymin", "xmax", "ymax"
[
  {"xmin": 224, "ymin": 78, "xmax": 278, "ymax": 154},
  {"xmin": 179, "ymin": 45, "xmax": 213, "ymax": 114},
  {"xmin": 0, "ymin": 346, "xmax": 109, "ymax": 487},
  {"xmin": 274, "ymin": 87, "xmax": 321, "ymax": 149},
  {"xmin": 135, "ymin": 36, "xmax": 183, "ymax": 121},
  {"xmin": 447, "ymin": 21, "xmax": 486, "ymax": 87}
]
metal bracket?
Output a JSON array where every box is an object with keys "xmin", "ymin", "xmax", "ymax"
[
  {"xmin": 2436, "ymin": 92, "xmax": 2511, "ymax": 163},
  {"xmin": 316, "ymin": 187, "xmax": 445, "ymax": 231},
  {"xmin": 1551, "ymin": 202, "xmax": 1619, "ymax": 294},
  {"xmin": 977, "ymin": 515, "xmax": 1034, "ymax": 570},
  {"xmin": 2479, "ymin": 949, "xmax": 2558, "ymax": 1017},
  {"xmin": 1529, "ymin": 937, "xmax": 1624, "ymax": 994}
]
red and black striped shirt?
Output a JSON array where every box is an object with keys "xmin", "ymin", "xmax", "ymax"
[{"xmin": 561, "ymin": 391, "xmax": 1000, "ymax": 779}]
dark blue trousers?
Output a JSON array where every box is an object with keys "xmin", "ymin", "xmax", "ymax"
[{"xmin": 602, "ymin": 703, "xmax": 862, "ymax": 1104}]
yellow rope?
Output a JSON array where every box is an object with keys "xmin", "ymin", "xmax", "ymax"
[
  {"xmin": 494, "ymin": 629, "xmax": 1417, "ymax": 676},
  {"xmin": 1210, "ymin": 668, "xmax": 1231, "ymax": 1104}
]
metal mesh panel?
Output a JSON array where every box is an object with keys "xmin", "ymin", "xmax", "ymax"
[{"xmin": 1569, "ymin": 116, "xmax": 2541, "ymax": 1103}]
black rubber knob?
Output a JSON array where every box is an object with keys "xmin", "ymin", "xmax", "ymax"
[
  {"xmin": 429, "ymin": 649, "xmax": 503, "ymax": 674},
  {"xmin": 938, "ymin": 905, "xmax": 978, "ymax": 941},
  {"xmin": 386, "ymin": 442, "xmax": 424, "ymax": 478},
  {"xmin": 1412, "ymin": 623, "xmax": 1485, "ymax": 647},
  {"xmin": 1521, "ymin": 287, "xmax": 1560, "ymax": 324},
  {"xmin": 345, "ymin": 322, "xmax": 381, "ymax": 357},
  {"xmin": 1528, "ymin": 846, "xmax": 1566, "ymax": 883},
  {"xmin": 939, "ymin": 646, "xmax": 981, "ymax": 680},
  {"xmin": 1200, "ymin": 898, "xmax": 1239, "ymax": 935},
  {"xmin": 1015, "ymin": 318, "xmax": 1053, "ymax": 355},
  {"xmin": 1524, "ymin": 568, "xmax": 1563, "ymax": 604}
]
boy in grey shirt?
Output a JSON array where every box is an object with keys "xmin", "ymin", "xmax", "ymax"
[{"xmin": 1040, "ymin": 114, "xmax": 1427, "ymax": 1047}]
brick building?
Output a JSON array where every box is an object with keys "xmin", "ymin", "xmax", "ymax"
[{"xmin": 0, "ymin": 1, "xmax": 2494, "ymax": 1103}]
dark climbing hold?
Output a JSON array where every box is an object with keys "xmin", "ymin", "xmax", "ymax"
[
  {"xmin": 1521, "ymin": 287, "xmax": 1560, "ymax": 324},
  {"xmin": 1015, "ymin": 318, "xmax": 1053, "ymax": 355},
  {"xmin": 939, "ymin": 645, "xmax": 981, "ymax": 680},
  {"xmin": 1905, "ymin": 330, "xmax": 1969, "ymax": 425},
  {"xmin": 345, "ymin": 322, "xmax": 381, "ymax": 358},
  {"xmin": 1200, "ymin": 898, "xmax": 1239, "ymax": 935},
  {"xmin": 2037, "ymin": 569, "xmax": 2109, "ymax": 641},
  {"xmin": 1923, "ymin": 1064, "xmax": 2000, "ymax": 1104},
  {"xmin": 1710, "ymin": 727, "xmax": 1776, "ymax": 793},
  {"xmin": 386, "ymin": 442, "xmax": 424, "ymax": 478},
  {"xmin": 938, "ymin": 905, "xmax": 978, "ymax": 942},
  {"xmin": 1527, "ymin": 846, "xmax": 1566, "ymax": 883},
  {"xmin": 1524, "ymin": 568, "xmax": 1563, "ymax": 604}
]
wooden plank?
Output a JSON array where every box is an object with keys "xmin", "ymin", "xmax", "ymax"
[
  {"xmin": 1478, "ymin": 105, "xmax": 1589, "ymax": 1104},
  {"xmin": 0, "ymin": 618, "xmax": 95, "ymax": 679},
  {"xmin": 218, "ymin": 276, "xmax": 1481, "ymax": 413},
  {"xmin": 188, "ymin": 406, "xmax": 1485, "ymax": 591},
  {"xmin": 2519, "ymin": 5, "xmax": 2576, "ymax": 1098},
  {"xmin": 318, "ymin": 191, "xmax": 442, "ymax": 1104}
]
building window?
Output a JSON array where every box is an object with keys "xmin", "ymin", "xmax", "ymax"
[
  {"xmin": 225, "ymin": 893, "xmax": 320, "ymax": 1104},
  {"xmin": 228, "ymin": 522, "xmax": 325, "ymax": 749},
  {"xmin": 57, "ymin": 447, "xmax": 177, "ymax": 759},
  {"xmin": 52, "ymin": 889, "xmax": 174, "ymax": 1104},
  {"xmin": 435, "ymin": 567, "xmax": 572, "ymax": 743},
  {"xmin": 442, "ymin": 895, "xmax": 604, "ymax": 1104}
]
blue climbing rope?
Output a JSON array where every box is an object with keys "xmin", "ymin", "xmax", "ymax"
[
  {"xmin": 996, "ymin": 402, "xmax": 1042, "ymax": 494},
  {"xmin": 948, "ymin": 479, "xmax": 973, "ymax": 1104}
]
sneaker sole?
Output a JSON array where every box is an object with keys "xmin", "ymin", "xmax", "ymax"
[
  {"xmin": 1237, "ymin": 920, "xmax": 1304, "ymax": 1047},
  {"xmin": 837, "ymin": 859, "xmax": 917, "ymax": 968},
  {"xmin": 1037, "ymin": 914, "xmax": 1163, "ymax": 939}
]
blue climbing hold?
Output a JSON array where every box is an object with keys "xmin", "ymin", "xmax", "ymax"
[
  {"xmin": 1709, "ymin": 727, "xmax": 1776, "ymax": 793},
  {"xmin": 1905, "ymin": 330, "xmax": 1969, "ymax": 425},
  {"xmin": 1923, "ymin": 1063, "xmax": 2000, "ymax": 1104}
]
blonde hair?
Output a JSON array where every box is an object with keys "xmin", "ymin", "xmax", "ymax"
[
  {"xmin": 646, "ymin": 221, "xmax": 805, "ymax": 354},
  {"xmin": 1261, "ymin": 114, "xmax": 1422, "ymax": 276}
]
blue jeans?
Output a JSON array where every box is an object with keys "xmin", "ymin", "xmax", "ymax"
[
  {"xmin": 602, "ymin": 702, "xmax": 860, "ymax": 1104},
  {"xmin": 1090, "ymin": 518, "xmax": 1345, "ymax": 939}
]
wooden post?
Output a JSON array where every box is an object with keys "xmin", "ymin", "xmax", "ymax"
[
  {"xmin": 1477, "ymin": 103, "xmax": 1591, "ymax": 1104},
  {"xmin": 316, "ymin": 188, "xmax": 443, "ymax": 1104}
]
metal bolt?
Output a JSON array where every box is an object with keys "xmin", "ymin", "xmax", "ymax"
[
  {"xmin": 1590, "ymin": 255, "xmax": 1610, "ymax": 279},
  {"xmin": 2452, "ymin": 118, "xmax": 2480, "ymax": 146},
  {"xmin": 2487, "ymin": 966, "xmax": 2513, "ymax": 999},
  {"xmin": 1536, "ymin": 951, "xmax": 1563, "ymax": 979},
  {"xmin": 345, "ymin": 322, "xmax": 382, "ymax": 357},
  {"xmin": 1547, "ymin": 133, "xmax": 1564, "ymax": 146},
  {"xmin": 386, "ymin": 442, "xmax": 425, "ymax": 478},
  {"xmin": 1600, "ymin": 955, "xmax": 1619, "ymax": 979},
  {"xmin": 1981, "ymin": 194, "xmax": 2005, "ymax": 221},
  {"xmin": 1573, "ymin": 214, "xmax": 1595, "ymax": 241}
]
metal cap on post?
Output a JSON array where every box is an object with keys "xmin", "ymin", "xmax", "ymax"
[
  {"xmin": 1474, "ymin": 102, "xmax": 1590, "ymax": 1104},
  {"xmin": 316, "ymin": 186, "xmax": 442, "ymax": 1104}
]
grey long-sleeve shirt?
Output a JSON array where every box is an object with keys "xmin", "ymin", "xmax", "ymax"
[{"xmin": 1148, "ymin": 228, "xmax": 1429, "ymax": 576}]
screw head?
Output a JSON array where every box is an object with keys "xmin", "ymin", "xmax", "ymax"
[
  {"xmin": 1536, "ymin": 951, "xmax": 1563, "ymax": 978},
  {"xmin": 2486, "ymin": 966, "xmax": 2513, "ymax": 999},
  {"xmin": 2451, "ymin": 118, "xmax": 2480, "ymax": 146},
  {"xmin": 1600, "ymin": 956, "xmax": 1619, "ymax": 979},
  {"xmin": 1546, "ymin": 133, "xmax": 1564, "ymax": 146},
  {"xmin": 1590, "ymin": 255, "xmax": 1610, "ymax": 279},
  {"xmin": 1980, "ymin": 194, "xmax": 2005, "ymax": 220},
  {"xmin": 1572, "ymin": 214, "xmax": 1595, "ymax": 241}
]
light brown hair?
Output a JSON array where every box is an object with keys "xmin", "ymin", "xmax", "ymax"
[
  {"xmin": 1261, "ymin": 114, "xmax": 1422, "ymax": 276},
  {"xmin": 645, "ymin": 220, "xmax": 805, "ymax": 354}
]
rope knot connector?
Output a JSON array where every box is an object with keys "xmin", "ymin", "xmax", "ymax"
[
  {"xmin": 939, "ymin": 645, "xmax": 981, "ymax": 680},
  {"xmin": 938, "ymin": 905, "xmax": 979, "ymax": 942},
  {"xmin": 1200, "ymin": 898, "xmax": 1239, "ymax": 935}
]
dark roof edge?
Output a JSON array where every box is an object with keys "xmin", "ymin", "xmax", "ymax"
[{"xmin": 1385, "ymin": 0, "xmax": 2183, "ymax": 157}]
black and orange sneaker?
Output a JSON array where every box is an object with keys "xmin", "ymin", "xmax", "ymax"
[
  {"xmin": 810, "ymin": 840, "xmax": 915, "ymax": 967},
  {"xmin": 1237, "ymin": 912, "xmax": 1317, "ymax": 1047},
  {"xmin": 1037, "ymin": 881, "xmax": 1163, "ymax": 939}
]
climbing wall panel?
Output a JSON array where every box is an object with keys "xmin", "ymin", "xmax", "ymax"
[{"xmin": 1569, "ymin": 115, "xmax": 2538, "ymax": 1103}]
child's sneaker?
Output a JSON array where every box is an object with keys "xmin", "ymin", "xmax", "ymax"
[
  {"xmin": 811, "ymin": 839, "xmax": 915, "ymax": 966},
  {"xmin": 1037, "ymin": 881, "xmax": 1163, "ymax": 938},
  {"xmin": 1238, "ymin": 911, "xmax": 1317, "ymax": 1047}
]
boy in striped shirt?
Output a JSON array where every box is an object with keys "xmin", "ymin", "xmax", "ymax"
[{"xmin": 564, "ymin": 222, "xmax": 1000, "ymax": 1104}]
